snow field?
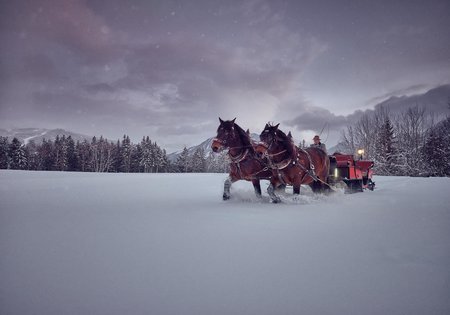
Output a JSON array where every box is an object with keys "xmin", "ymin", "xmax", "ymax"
[{"xmin": 1, "ymin": 171, "xmax": 449, "ymax": 315}]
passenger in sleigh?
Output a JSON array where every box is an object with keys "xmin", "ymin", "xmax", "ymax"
[{"xmin": 310, "ymin": 135, "xmax": 327, "ymax": 153}]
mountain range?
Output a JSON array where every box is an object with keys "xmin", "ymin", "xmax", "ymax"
[
  {"xmin": 0, "ymin": 128, "xmax": 91, "ymax": 145},
  {"xmin": 372, "ymin": 84, "xmax": 449, "ymax": 117}
]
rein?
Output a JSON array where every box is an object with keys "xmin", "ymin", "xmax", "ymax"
[
  {"xmin": 263, "ymin": 137, "xmax": 291, "ymax": 169},
  {"xmin": 263, "ymin": 136, "xmax": 325, "ymax": 185}
]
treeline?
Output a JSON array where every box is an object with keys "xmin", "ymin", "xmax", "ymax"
[
  {"xmin": 0, "ymin": 135, "xmax": 230, "ymax": 173},
  {"xmin": 174, "ymin": 146, "xmax": 229, "ymax": 173},
  {"xmin": 338, "ymin": 106, "xmax": 450, "ymax": 176},
  {"xmin": 0, "ymin": 135, "xmax": 171, "ymax": 173}
]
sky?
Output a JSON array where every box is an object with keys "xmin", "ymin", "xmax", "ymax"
[{"xmin": 1, "ymin": 0, "xmax": 449, "ymax": 152}]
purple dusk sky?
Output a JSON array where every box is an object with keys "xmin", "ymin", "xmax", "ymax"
[{"xmin": 1, "ymin": 0, "xmax": 449, "ymax": 151}]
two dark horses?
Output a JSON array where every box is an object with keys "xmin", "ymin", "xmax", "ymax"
[{"xmin": 212, "ymin": 118, "xmax": 330, "ymax": 203}]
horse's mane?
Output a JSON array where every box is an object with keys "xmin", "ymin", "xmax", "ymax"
[
  {"xmin": 269, "ymin": 124, "xmax": 296, "ymax": 158},
  {"xmin": 234, "ymin": 123, "xmax": 253, "ymax": 150}
]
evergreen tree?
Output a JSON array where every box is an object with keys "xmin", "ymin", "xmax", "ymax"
[
  {"xmin": 140, "ymin": 136, "xmax": 152, "ymax": 173},
  {"xmin": 121, "ymin": 135, "xmax": 132, "ymax": 172},
  {"xmin": 111, "ymin": 140, "xmax": 123, "ymax": 173},
  {"xmin": 153, "ymin": 143, "xmax": 164, "ymax": 173},
  {"xmin": 423, "ymin": 117, "xmax": 450, "ymax": 176},
  {"xmin": 374, "ymin": 117, "xmax": 398, "ymax": 175},
  {"xmin": 441, "ymin": 117, "xmax": 450, "ymax": 176},
  {"xmin": 9, "ymin": 138, "xmax": 27, "ymax": 170},
  {"xmin": 160, "ymin": 149, "xmax": 169, "ymax": 173},
  {"xmin": 190, "ymin": 147, "xmax": 206, "ymax": 172},
  {"xmin": 207, "ymin": 151, "xmax": 230, "ymax": 173},
  {"xmin": 25, "ymin": 140, "xmax": 39, "ymax": 170},
  {"xmin": 37, "ymin": 139, "xmax": 54, "ymax": 170},
  {"xmin": 0, "ymin": 136, "xmax": 9, "ymax": 169},
  {"xmin": 66, "ymin": 136, "xmax": 78, "ymax": 171},
  {"xmin": 176, "ymin": 147, "xmax": 190, "ymax": 173},
  {"xmin": 130, "ymin": 142, "xmax": 141, "ymax": 172},
  {"xmin": 54, "ymin": 135, "xmax": 69, "ymax": 171},
  {"xmin": 76, "ymin": 139, "xmax": 91, "ymax": 172},
  {"xmin": 423, "ymin": 128, "xmax": 444, "ymax": 176}
]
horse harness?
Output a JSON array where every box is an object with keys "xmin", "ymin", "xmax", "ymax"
[
  {"xmin": 228, "ymin": 146, "xmax": 270, "ymax": 180},
  {"xmin": 264, "ymin": 144, "xmax": 319, "ymax": 185}
]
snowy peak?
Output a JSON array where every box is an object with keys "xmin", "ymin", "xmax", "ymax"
[
  {"xmin": 0, "ymin": 128, "xmax": 91, "ymax": 144},
  {"xmin": 168, "ymin": 137, "xmax": 215, "ymax": 161},
  {"xmin": 376, "ymin": 84, "xmax": 450, "ymax": 116},
  {"xmin": 168, "ymin": 133, "xmax": 260, "ymax": 162}
]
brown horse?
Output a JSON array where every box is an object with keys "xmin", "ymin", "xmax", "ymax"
[
  {"xmin": 259, "ymin": 123, "xmax": 330, "ymax": 203},
  {"xmin": 211, "ymin": 118, "xmax": 276, "ymax": 200}
]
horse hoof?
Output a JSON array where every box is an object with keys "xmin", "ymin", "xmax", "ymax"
[
  {"xmin": 223, "ymin": 194, "xmax": 230, "ymax": 201},
  {"xmin": 271, "ymin": 198, "xmax": 281, "ymax": 204}
]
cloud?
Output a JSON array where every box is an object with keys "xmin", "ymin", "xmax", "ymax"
[
  {"xmin": 285, "ymin": 106, "xmax": 350, "ymax": 134},
  {"xmin": 365, "ymin": 84, "xmax": 430, "ymax": 106},
  {"xmin": 284, "ymin": 84, "xmax": 450, "ymax": 143}
]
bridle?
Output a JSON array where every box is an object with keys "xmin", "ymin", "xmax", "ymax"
[
  {"xmin": 214, "ymin": 129, "xmax": 251, "ymax": 161},
  {"xmin": 261, "ymin": 131, "xmax": 288, "ymax": 160}
]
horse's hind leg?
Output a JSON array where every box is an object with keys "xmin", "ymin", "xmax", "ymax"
[
  {"xmin": 252, "ymin": 179, "xmax": 262, "ymax": 198},
  {"xmin": 309, "ymin": 180, "xmax": 321, "ymax": 193},
  {"xmin": 276, "ymin": 183, "xmax": 286, "ymax": 193},
  {"xmin": 223, "ymin": 176, "xmax": 233, "ymax": 200}
]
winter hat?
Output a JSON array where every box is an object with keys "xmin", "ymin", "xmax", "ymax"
[{"xmin": 313, "ymin": 135, "xmax": 321, "ymax": 141}]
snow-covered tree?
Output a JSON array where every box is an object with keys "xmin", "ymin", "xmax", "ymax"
[
  {"xmin": 91, "ymin": 136, "xmax": 114, "ymax": 172},
  {"xmin": 25, "ymin": 140, "xmax": 40, "ymax": 170},
  {"xmin": 54, "ymin": 135, "xmax": 69, "ymax": 171},
  {"xmin": 0, "ymin": 136, "xmax": 9, "ymax": 169},
  {"xmin": 76, "ymin": 139, "xmax": 91, "ymax": 172},
  {"xmin": 121, "ymin": 135, "xmax": 132, "ymax": 173},
  {"xmin": 9, "ymin": 137, "xmax": 27, "ymax": 170},
  {"xmin": 140, "ymin": 136, "xmax": 153, "ymax": 173},
  {"xmin": 423, "ymin": 117, "xmax": 450, "ymax": 176},
  {"xmin": 176, "ymin": 147, "xmax": 190, "ymax": 173},
  {"xmin": 66, "ymin": 136, "xmax": 77, "ymax": 171},
  {"xmin": 374, "ymin": 117, "xmax": 399, "ymax": 175},
  {"xmin": 111, "ymin": 140, "xmax": 122, "ymax": 173},
  {"xmin": 190, "ymin": 147, "xmax": 206, "ymax": 173},
  {"xmin": 160, "ymin": 149, "xmax": 169, "ymax": 173}
]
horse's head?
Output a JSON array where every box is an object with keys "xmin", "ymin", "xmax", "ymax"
[
  {"xmin": 212, "ymin": 117, "xmax": 238, "ymax": 153},
  {"xmin": 259, "ymin": 123, "xmax": 280, "ymax": 147}
]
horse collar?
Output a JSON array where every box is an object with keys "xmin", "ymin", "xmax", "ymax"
[
  {"xmin": 273, "ymin": 158, "xmax": 293, "ymax": 170},
  {"xmin": 229, "ymin": 148, "xmax": 249, "ymax": 164}
]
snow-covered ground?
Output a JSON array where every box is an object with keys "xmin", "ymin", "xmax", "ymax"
[{"xmin": 1, "ymin": 170, "xmax": 449, "ymax": 315}]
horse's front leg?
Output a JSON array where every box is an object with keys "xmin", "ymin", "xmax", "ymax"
[
  {"xmin": 223, "ymin": 176, "xmax": 236, "ymax": 200},
  {"xmin": 267, "ymin": 177, "xmax": 281, "ymax": 203},
  {"xmin": 252, "ymin": 179, "xmax": 262, "ymax": 198}
]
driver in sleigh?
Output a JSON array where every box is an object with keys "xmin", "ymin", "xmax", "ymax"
[{"xmin": 310, "ymin": 135, "xmax": 327, "ymax": 153}]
